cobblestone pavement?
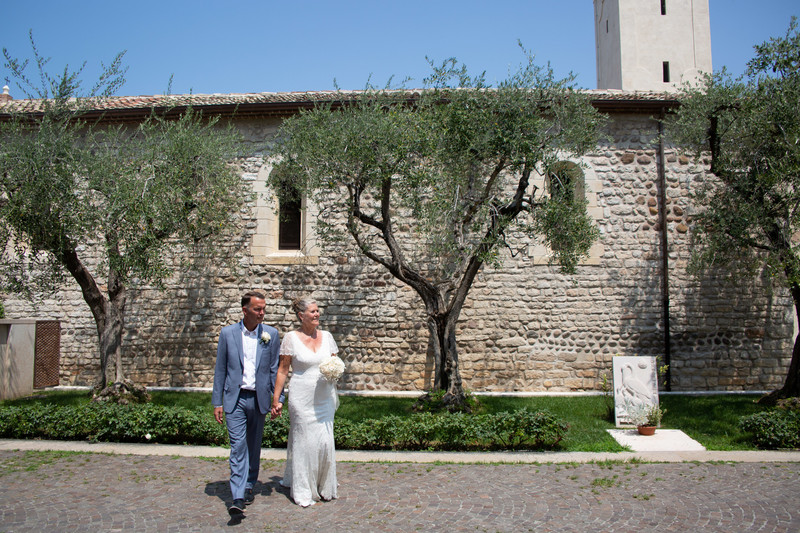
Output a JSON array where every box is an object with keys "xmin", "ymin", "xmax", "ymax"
[{"xmin": 1, "ymin": 450, "xmax": 798, "ymax": 532}]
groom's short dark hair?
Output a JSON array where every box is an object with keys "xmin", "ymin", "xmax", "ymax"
[{"xmin": 241, "ymin": 291, "xmax": 266, "ymax": 307}]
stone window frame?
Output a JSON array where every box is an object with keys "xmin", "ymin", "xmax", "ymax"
[
  {"xmin": 251, "ymin": 160, "xmax": 319, "ymax": 265},
  {"xmin": 527, "ymin": 158, "xmax": 603, "ymax": 265}
]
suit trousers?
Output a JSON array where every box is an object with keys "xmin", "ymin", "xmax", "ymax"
[{"xmin": 225, "ymin": 389, "xmax": 266, "ymax": 500}]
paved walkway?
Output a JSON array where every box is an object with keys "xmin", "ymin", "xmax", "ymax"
[{"xmin": 1, "ymin": 439, "xmax": 799, "ymax": 532}]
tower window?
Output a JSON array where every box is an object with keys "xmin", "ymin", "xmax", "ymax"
[
  {"xmin": 606, "ymin": 19, "xmax": 609, "ymax": 33},
  {"xmin": 662, "ymin": 61, "xmax": 671, "ymax": 83},
  {"xmin": 661, "ymin": 0, "xmax": 667, "ymax": 15}
]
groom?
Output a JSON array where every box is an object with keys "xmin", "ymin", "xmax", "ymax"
[{"xmin": 212, "ymin": 290, "xmax": 281, "ymax": 516}]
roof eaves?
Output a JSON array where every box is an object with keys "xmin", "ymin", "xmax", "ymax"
[{"xmin": 0, "ymin": 88, "xmax": 681, "ymax": 121}]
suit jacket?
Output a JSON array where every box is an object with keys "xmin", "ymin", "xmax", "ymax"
[{"xmin": 212, "ymin": 321, "xmax": 281, "ymax": 415}]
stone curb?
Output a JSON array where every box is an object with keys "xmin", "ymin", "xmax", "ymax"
[{"xmin": 2, "ymin": 438, "xmax": 799, "ymax": 464}]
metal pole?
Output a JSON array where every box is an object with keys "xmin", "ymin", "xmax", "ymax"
[{"xmin": 657, "ymin": 110, "xmax": 672, "ymax": 391}]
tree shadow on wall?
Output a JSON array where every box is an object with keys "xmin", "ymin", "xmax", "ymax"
[
  {"xmin": 609, "ymin": 242, "xmax": 666, "ymax": 364},
  {"xmin": 122, "ymin": 226, "xmax": 251, "ymax": 387},
  {"xmin": 617, "ymin": 239, "xmax": 790, "ymax": 390},
  {"xmin": 318, "ymin": 251, "xmax": 433, "ymax": 392},
  {"xmin": 679, "ymin": 264, "xmax": 792, "ymax": 389}
]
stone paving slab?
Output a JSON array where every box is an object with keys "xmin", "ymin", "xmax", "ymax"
[
  {"xmin": 0, "ymin": 444, "xmax": 799, "ymax": 532},
  {"xmin": 607, "ymin": 429, "xmax": 707, "ymax": 452}
]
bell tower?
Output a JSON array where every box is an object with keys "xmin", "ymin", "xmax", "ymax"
[{"xmin": 594, "ymin": 0, "xmax": 712, "ymax": 91}]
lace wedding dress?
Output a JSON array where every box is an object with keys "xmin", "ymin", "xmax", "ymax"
[{"xmin": 279, "ymin": 330, "xmax": 339, "ymax": 507}]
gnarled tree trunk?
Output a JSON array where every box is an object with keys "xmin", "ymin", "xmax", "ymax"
[
  {"xmin": 760, "ymin": 282, "xmax": 800, "ymax": 404},
  {"xmin": 427, "ymin": 311, "xmax": 464, "ymax": 404},
  {"xmin": 60, "ymin": 243, "xmax": 127, "ymax": 390},
  {"xmin": 100, "ymin": 269, "xmax": 126, "ymax": 387}
]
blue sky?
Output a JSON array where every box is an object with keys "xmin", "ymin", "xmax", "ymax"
[{"xmin": 2, "ymin": 1, "xmax": 798, "ymax": 97}]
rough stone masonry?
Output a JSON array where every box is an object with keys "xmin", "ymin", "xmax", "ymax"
[{"xmin": 4, "ymin": 95, "xmax": 793, "ymax": 393}]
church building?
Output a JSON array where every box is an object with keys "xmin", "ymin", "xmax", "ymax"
[{"xmin": 2, "ymin": 0, "xmax": 793, "ymax": 395}]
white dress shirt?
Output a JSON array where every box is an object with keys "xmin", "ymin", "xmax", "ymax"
[{"xmin": 240, "ymin": 323, "xmax": 258, "ymax": 390}]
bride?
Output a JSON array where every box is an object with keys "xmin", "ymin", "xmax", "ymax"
[{"xmin": 271, "ymin": 296, "xmax": 339, "ymax": 507}]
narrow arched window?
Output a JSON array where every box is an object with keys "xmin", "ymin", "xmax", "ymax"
[
  {"xmin": 269, "ymin": 160, "xmax": 304, "ymax": 251},
  {"xmin": 546, "ymin": 161, "xmax": 585, "ymax": 205},
  {"xmin": 278, "ymin": 196, "xmax": 302, "ymax": 250}
]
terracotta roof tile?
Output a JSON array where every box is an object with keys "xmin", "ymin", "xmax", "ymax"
[{"xmin": 0, "ymin": 88, "xmax": 678, "ymax": 118}]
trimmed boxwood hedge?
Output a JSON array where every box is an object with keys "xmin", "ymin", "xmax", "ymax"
[
  {"xmin": 0, "ymin": 403, "xmax": 229, "ymax": 445},
  {"xmin": 739, "ymin": 409, "xmax": 800, "ymax": 449},
  {"xmin": 0, "ymin": 403, "xmax": 568, "ymax": 451}
]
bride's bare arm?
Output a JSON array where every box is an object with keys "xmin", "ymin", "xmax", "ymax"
[{"xmin": 271, "ymin": 355, "xmax": 292, "ymax": 418}]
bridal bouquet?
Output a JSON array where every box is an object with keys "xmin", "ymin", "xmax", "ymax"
[{"xmin": 319, "ymin": 355, "xmax": 345, "ymax": 381}]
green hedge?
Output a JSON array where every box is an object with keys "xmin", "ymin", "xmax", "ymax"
[
  {"xmin": 333, "ymin": 409, "xmax": 568, "ymax": 451},
  {"xmin": 0, "ymin": 404, "xmax": 568, "ymax": 451},
  {"xmin": 0, "ymin": 403, "xmax": 229, "ymax": 445},
  {"xmin": 739, "ymin": 409, "xmax": 800, "ymax": 449}
]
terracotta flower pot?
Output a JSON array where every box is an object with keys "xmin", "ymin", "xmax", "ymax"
[{"xmin": 637, "ymin": 425, "xmax": 657, "ymax": 436}]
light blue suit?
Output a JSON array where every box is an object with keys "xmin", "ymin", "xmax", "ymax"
[{"xmin": 212, "ymin": 321, "xmax": 281, "ymax": 500}]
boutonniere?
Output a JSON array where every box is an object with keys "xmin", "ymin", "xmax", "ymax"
[{"xmin": 260, "ymin": 331, "xmax": 271, "ymax": 346}]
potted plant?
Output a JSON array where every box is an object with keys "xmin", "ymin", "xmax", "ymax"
[{"xmin": 627, "ymin": 403, "xmax": 666, "ymax": 435}]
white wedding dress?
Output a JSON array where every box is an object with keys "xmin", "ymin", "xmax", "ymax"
[{"xmin": 279, "ymin": 330, "xmax": 339, "ymax": 507}]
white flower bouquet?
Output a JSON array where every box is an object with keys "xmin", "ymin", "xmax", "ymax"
[{"xmin": 319, "ymin": 355, "xmax": 345, "ymax": 381}]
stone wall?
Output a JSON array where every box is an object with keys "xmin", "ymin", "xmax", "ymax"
[{"xmin": 4, "ymin": 112, "xmax": 794, "ymax": 393}]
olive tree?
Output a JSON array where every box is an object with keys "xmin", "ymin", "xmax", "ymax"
[
  {"xmin": 270, "ymin": 52, "xmax": 604, "ymax": 405},
  {"xmin": 668, "ymin": 19, "xmax": 800, "ymax": 403},
  {"xmin": 0, "ymin": 38, "xmax": 246, "ymax": 389}
]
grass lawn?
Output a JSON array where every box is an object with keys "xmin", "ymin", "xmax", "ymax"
[
  {"xmin": 2, "ymin": 389, "xmax": 771, "ymax": 452},
  {"xmin": 659, "ymin": 394, "xmax": 767, "ymax": 450}
]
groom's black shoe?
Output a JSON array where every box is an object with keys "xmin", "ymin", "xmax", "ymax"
[
  {"xmin": 228, "ymin": 499, "xmax": 245, "ymax": 516},
  {"xmin": 244, "ymin": 488, "xmax": 255, "ymax": 505}
]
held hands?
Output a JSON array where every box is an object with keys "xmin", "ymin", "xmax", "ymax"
[{"xmin": 217, "ymin": 404, "xmax": 282, "ymax": 421}]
